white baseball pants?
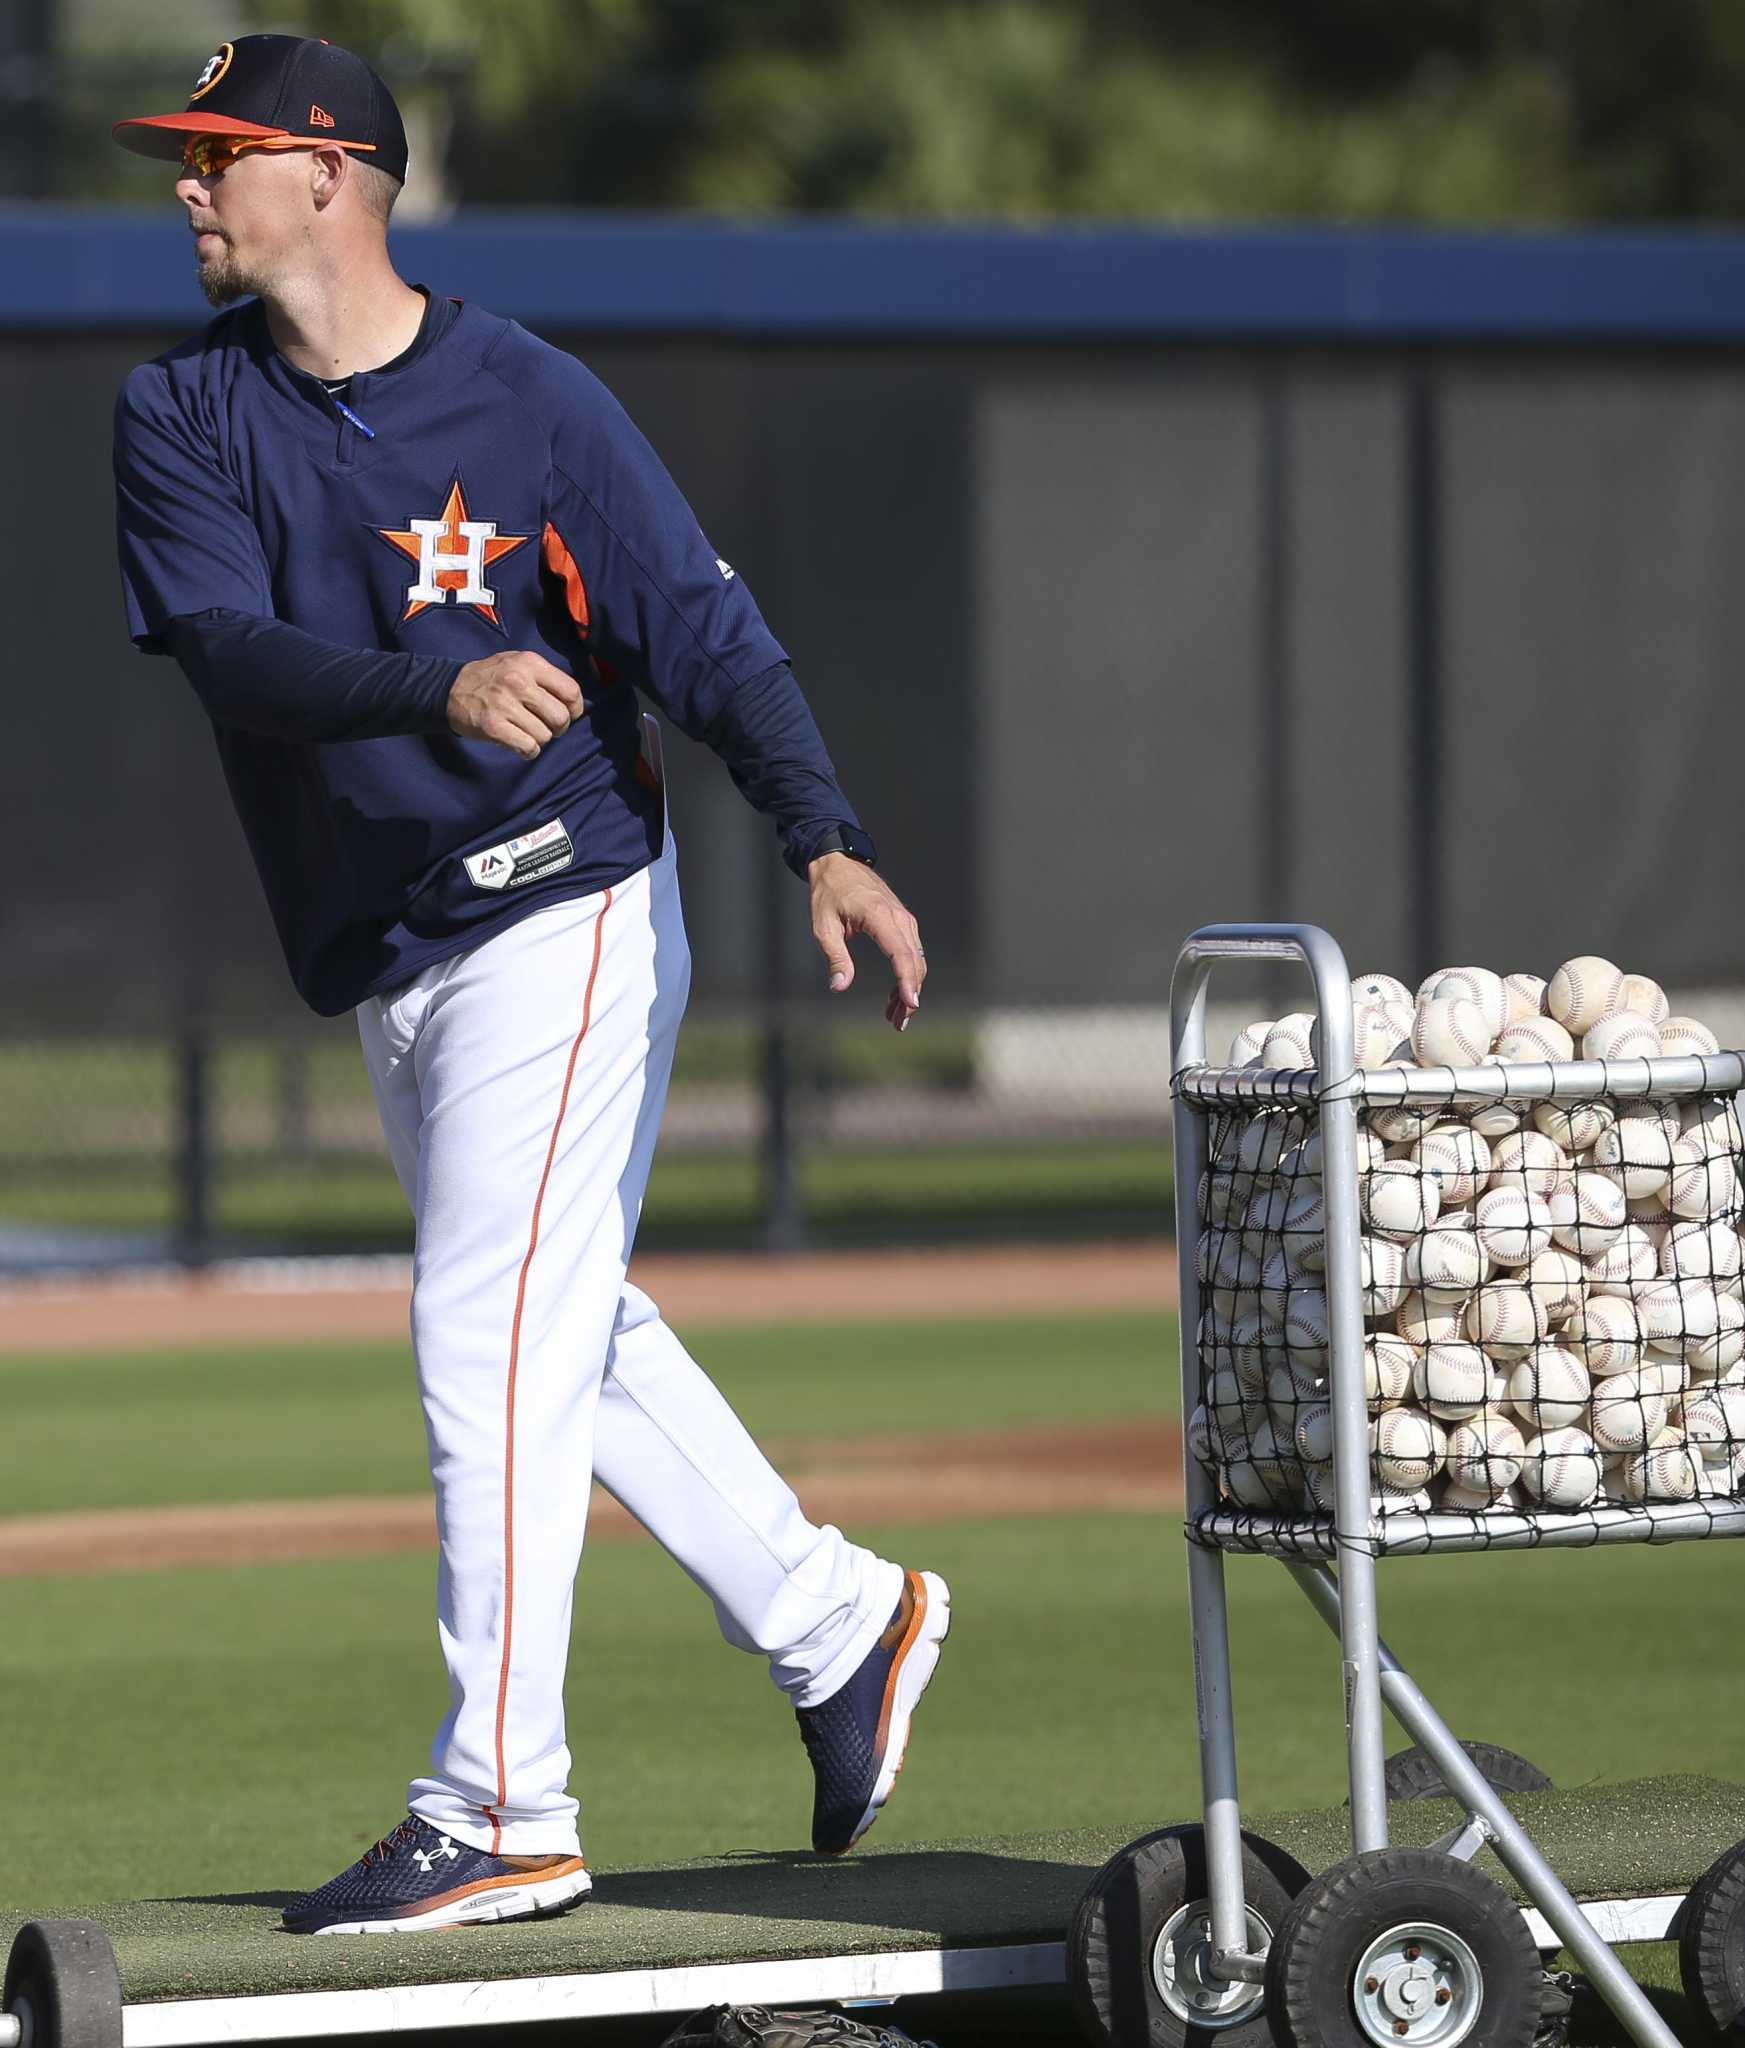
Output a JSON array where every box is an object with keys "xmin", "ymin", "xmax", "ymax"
[{"xmin": 357, "ymin": 826, "xmax": 903, "ymax": 1856}]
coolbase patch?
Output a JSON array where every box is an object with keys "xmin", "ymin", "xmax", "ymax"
[{"xmin": 463, "ymin": 818, "xmax": 575, "ymax": 892}]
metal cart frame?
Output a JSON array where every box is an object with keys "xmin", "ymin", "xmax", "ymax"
[{"xmin": 1173, "ymin": 923, "xmax": 1745, "ymax": 2048}]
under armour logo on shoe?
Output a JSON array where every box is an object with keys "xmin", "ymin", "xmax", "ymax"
[{"xmin": 414, "ymin": 1836, "xmax": 461, "ymax": 1872}]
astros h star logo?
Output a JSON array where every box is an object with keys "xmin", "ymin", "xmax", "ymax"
[{"xmin": 373, "ymin": 473, "xmax": 532, "ymax": 630}]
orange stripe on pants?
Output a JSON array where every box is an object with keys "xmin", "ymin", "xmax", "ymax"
[{"xmin": 487, "ymin": 888, "xmax": 613, "ymax": 1852}]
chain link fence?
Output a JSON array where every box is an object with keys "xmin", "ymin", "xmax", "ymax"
[{"xmin": 0, "ymin": 1005, "xmax": 1174, "ymax": 1272}]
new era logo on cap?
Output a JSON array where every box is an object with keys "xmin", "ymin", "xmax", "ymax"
[{"xmin": 110, "ymin": 34, "xmax": 409, "ymax": 182}]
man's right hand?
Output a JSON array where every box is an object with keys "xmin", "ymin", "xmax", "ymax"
[{"xmin": 448, "ymin": 651, "xmax": 583, "ymax": 761}]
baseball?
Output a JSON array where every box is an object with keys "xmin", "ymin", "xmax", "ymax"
[
  {"xmin": 1406, "ymin": 1225, "xmax": 1490, "ymax": 1299},
  {"xmin": 1281, "ymin": 1288, "xmax": 1332, "ymax": 1369},
  {"xmin": 1371, "ymin": 1407, "xmax": 1447, "ymax": 1489},
  {"xmin": 1430, "ymin": 967, "xmax": 1510, "ymax": 1041},
  {"xmin": 1413, "ymin": 995, "xmax": 1494, "ymax": 1067},
  {"xmin": 1229, "ymin": 1018, "xmax": 1274, "ymax": 1065},
  {"xmin": 1562, "ymin": 1294, "xmax": 1644, "ymax": 1377},
  {"xmin": 1487, "ymin": 1129, "xmax": 1570, "ymax": 1198},
  {"xmin": 1662, "ymin": 1218, "xmax": 1744, "ymax": 1284},
  {"xmin": 1261, "ymin": 1014, "xmax": 1318, "ymax": 1070},
  {"xmin": 1619, "ymin": 1440, "xmax": 1701, "ymax": 1504},
  {"xmin": 1360, "ymin": 1235, "xmax": 1409, "ymax": 1319},
  {"xmin": 1668, "ymin": 1134, "xmax": 1741, "ymax": 1220},
  {"xmin": 1445, "ymin": 1414, "xmax": 1526, "ymax": 1491},
  {"xmin": 1290, "ymin": 1125, "xmax": 1385, "ymax": 1178},
  {"xmin": 1638, "ymin": 1352, "xmax": 1688, "ymax": 1399},
  {"xmin": 1463, "ymin": 1280, "xmax": 1547, "ymax": 1361},
  {"xmin": 1583, "ymin": 1010, "xmax": 1662, "ymax": 1064},
  {"xmin": 1294, "ymin": 1401, "xmax": 1334, "ymax": 1465},
  {"xmin": 1519, "ymin": 1426, "xmax": 1603, "ymax": 1508},
  {"xmin": 1548, "ymin": 1169, "xmax": 1629, "ymax": 1257},
  {"xmin": 1582, "ymin": 1223, "xmax": 1661, "ymax": 1295},
  {"xmin": 1627, "ymin": 1185, "xmax": 1680, "ymax": 1235},
  {"xmin": 1619, "ymin": 973, "xmax": 1670, "ymax": 1025},
  {"xmin": 1493, "ymin": 1016, "xmax": 1576, "ymax": 1067},
  {"xmin": 1589, "ymin": 1376, "xmax": 1668, "ymax": 1455},
  {"xmin": 1396, "ymin": 1290, "xmax": 1467, "ymax": 1346},
  {"xmin": 1281, "ymin": 1182, "xmax": 1328, "ymax": 1273},
  {"xmin": 1533, "ymin": 1099, "xmax": 1616, "ymax": 1154},
  {"xmin": 1660, "ymin": 1016, "xmax": 1722, "ymax": 1060},
  {"xmin": 1520, "ymin": 1246, "xmax": 1587, "ymax": 1326},
  {"xmin": 1546, "ymin": 955, "xmax": 1626, "ymax": 1035},
  {"xmin": 1681, "ymin": 1095, "xmax": 1743, "ymax": 1158},
  {"xmin": 1591, "ymin": 1112, "xmax": 1678, "ymax": 1199},
  {"xmin": 1467, "ymin": 1070, "xmax": 1525, "ymax": 1141},
  {"xmin": 1370, "ymin": 1103, "xmax": 1443, "ymax": 1145},
  {"xmin": 1365, "ymin": 1334, "xmax": 1417, "ymax": 1408},
  {"xmin": 1236, "ymin": 1113, "xmax": 1299, "ymax": 1180},
  {"xmin": 1441, "ymin": 1476, "xmax": 1522, "ymax": 1512},
  {"xmin": 1474, "ymin": 1186, "xmax": 1554, "ymax": 1266},
  {"xmin": 1362, "ymin": 1160, "xmax": 1440, "ymax": 1238},
  {"xmin": 1354, "ymin": 971, "xmax": 1415, "ymax": 1012},
  {"xmin": 1507, "ymin": 1344, "xmax": 1591, "ymax": 1432},
  {"xmin": 1634, "ymin": 1276, "xmax": 1722, "ymax": 1352},
  {"xmin": 1414, "ymin": 1340, "xmax": 1495, "ymax": 1420},
  {"xmin": 1675, "ymin": 1392, "xmax": 1736, "ymax": 1460},
  {"xmin": 1353, "ymin": 1001, "xmax": 1410, "ymax": 1068},
  {"xmin": 1220, "ymin": 1453, "xmax": 1279, "ymax": 1511},
  {"xmin": 1686, "ymin": 1292, "xmax": 1745, "ymax": 1378},
  {"xmin": 1411, "ymin": 1124, "xmax": 1492, "ymax": 1205},
  {"xmin": 1503, "ymin": 972, "xmax": 1549, "ymax": 1023}
]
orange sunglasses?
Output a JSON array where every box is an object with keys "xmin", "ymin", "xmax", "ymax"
[{"xmin": 180, "ymin": 133, "xmax": 376, "ymax": 177}]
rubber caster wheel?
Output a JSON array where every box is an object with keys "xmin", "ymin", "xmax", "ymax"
[
  {"xmin": 1065, "ymin": 1822, "xmax": 1312, "ymax": 2046},
  {"xmin": 1678, "ymin": 1834, "xmax": 1745, "ymax": 2038},
  {"xmin": 1263, "ymin": 1847, "xmax": 1542, "ymax": 2048},
  {"xmin": 4, "ymin": 1923, "xmax": 122, "ymax": 2048},
  {"xmin": 1382, "ymin": 1744, "xmax": 1552, "ymax": 1803}
]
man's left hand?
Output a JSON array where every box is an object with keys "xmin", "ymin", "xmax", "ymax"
[{"xmin": 808, "ymin": 853, "xmax": 926, "ymax": 1032}]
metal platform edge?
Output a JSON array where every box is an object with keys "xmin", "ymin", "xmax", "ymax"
[
  {"xmin": 95, "ymin": 1895, "xmax": 1693, "ymax": 2045},
  {"xmin": 116, "ymin": 1943, "xmax": 1069, "ymax": 2045}
]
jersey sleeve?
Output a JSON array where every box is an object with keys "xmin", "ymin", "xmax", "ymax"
[
  {"xmin": 538, "ymin": 363, "xmax": 788, "ymax": 738},
  {"xmin": 113, "ymin": 366, "xmax": 277, "ymax": 653}
]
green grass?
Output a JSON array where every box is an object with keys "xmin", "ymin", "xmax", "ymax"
[
  {"xmin": 3, "ymin": 1511, "xmax": 1744, "ymax": 1906},
  {"xmin": 0, "ymin": 1312, "xmax": 1176, "ymax": 1516},
  {"xmin": 2, "ymin": 1308, "xmax": 1735, "ymax": 2042}
]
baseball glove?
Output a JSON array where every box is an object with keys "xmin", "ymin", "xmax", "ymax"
[{"xmin": 659, "ymin": 2007, "xmax": 936, "ymax": 2048}]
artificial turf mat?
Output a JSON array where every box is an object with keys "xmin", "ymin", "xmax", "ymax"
[{"xmin": 3, "ymin": 1777, "xmax": 1736, "ymax": 2006}]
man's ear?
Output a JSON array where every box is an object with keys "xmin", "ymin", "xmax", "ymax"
[{"xmin": 309, "ymin": 144, "xmax": 348, "ymax": 211}]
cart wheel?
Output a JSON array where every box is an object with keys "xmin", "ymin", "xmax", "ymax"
[
  {"xmin": 1065, "ymin": 1822, "xmax": 1312, "ymax": 2046},
  {"xmin": 3, "ymin": 1923, "xmax": 122, "ymax": 2048},
  {"xmin": 1678, "ymin": 1834, "xmax": 1745, "ymax": 2038},
  {"xmin": 1382, "ymin": 1744, "xmax": 1552, "ymax": 1803},
  {"xmin": 1263, "ymin": 1847, "xmax": 1542, "ymax": 2048}
]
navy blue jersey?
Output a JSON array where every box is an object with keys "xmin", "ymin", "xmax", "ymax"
[{"xmin": 113, "ymin": 297, "xmax": 790, "ymax": 1014}]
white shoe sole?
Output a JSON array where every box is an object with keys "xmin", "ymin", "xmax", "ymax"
[
  {"xmin": 307, "ymin": 1866, "xmax": 592, "ymax": 1935},
  {"xmin": 844, "ymin": 1567, "xmax": 952, "ymax": 1852}
]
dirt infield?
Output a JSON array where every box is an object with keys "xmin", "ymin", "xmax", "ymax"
[
  {"xmin": 0, "ymin": 1240, "xmax": 1174, "ymax": 1356},
  {"xmin": 0, "ymin": 1417, "xmax": 1182, "ymax": 1578}
]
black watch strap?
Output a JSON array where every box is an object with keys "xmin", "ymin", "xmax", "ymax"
[{"xmin": 809, "ymin": 824, "xmax": 878, "ymax": 868}]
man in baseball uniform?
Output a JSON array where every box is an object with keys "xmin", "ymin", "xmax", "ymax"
[{"xmin": 110, "ymin": 36, "xmax": 949, "ymax": 1936}]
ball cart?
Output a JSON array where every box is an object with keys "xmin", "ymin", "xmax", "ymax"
[{"xmin": 1069, "ymin": 924, "xmax": 1745, "ymax": 2048}]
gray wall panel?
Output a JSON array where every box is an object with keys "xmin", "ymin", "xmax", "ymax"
[{"xmin": 1443, "ymin": 363, "xmax": 1745, "ymax": 987}]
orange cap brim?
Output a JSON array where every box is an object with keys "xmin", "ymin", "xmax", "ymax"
[{"xmin": 111, "ymin": 112, "xmax": 290, "ymax": 163}]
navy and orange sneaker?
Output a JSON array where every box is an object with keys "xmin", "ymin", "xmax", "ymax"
[
  {"xmin": 282, "ymin": 1815, "xmax": 591, "ymax": 1934},
  {"xmin": 797, "ymin": 1568, "xmax": 952, "ymax": 1856}
]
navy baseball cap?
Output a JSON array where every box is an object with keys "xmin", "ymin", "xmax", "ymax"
[{"xmin": 112, "ymin": 34, "xmax": 409, "ymax": 182}]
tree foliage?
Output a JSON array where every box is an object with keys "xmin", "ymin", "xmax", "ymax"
[{"xmin": 56, "ymin": 0, "xmax": 1745, "ymax": 221}]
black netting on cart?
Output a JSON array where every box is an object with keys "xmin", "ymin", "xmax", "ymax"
[{"xmin": 1181, "ymin": 971, "xmax": 1745, "ymax": 1558}]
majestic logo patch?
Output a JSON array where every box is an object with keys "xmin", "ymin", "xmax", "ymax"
[
  {"xmin": 463, "ymin": 819, "xmax": 575, "ymax": 893},
  {"xmin": 190, "ymin": 44, "xmax": 233, "ymax": 100},
  {"xmin": 373, "ymin": 474, "xmax": 533, "ymax": 629}
]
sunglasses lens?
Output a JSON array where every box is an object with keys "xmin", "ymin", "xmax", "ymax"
[{"xmin": 184, "ymin": 138, "xmax": 236, "ymax": 175}]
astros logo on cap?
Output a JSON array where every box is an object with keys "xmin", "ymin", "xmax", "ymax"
[{"xmin": 189, "ymin": 44, "xmax": 234, "ymax": 100}]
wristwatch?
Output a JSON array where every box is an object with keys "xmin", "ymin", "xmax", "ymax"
[{"xmin": 809, "ymin": 824, "xmax": 878, "ymax": 869}]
